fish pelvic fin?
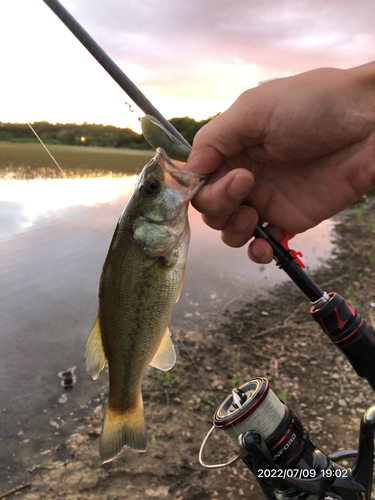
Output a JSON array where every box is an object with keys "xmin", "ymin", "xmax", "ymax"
[
  {"xmin": 85, "ymin": 314, "xmax": 106, "ymax": 380},
  {"xmin": 149, "ymin": 327, "xmax": 176, "ymax": 371},
  {"xmin": 100, "ymin": 396, "xmax": 147, "ymax": 463}
]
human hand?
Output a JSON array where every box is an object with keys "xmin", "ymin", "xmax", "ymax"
[{"xmin": 185, "ymin": 63, "xmax": 375, "ymax": 263}]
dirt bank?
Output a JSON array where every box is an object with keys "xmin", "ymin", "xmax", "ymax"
[{"xmin": 7, "ymin": 201, "xmax": 375, "ymax": 500}]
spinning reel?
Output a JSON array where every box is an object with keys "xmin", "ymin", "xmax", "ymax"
[{"xmin": 200, "ymin": 378, "xmax": 375, "ymax": 500}]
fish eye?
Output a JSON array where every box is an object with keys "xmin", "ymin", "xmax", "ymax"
[{"xmin": 143, "ymin": 177, "xmax": 161, "ymax": 196}]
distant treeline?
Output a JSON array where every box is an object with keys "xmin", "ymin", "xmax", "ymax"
[{"xmin": 0, "ymin": 116, "xmax": 215, "ymax": 149}]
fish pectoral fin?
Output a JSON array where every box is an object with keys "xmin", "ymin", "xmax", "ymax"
[
  {"xmin": 175, "ymin": 267, "xmax": 185, "ymax": 303},
  {"xmin": 85, "ymin": 314, "xmax": 106, "ymax": 380},
  {"xmin": 149, "ymin": 327, "xmax": 176, "ymax": 371}
]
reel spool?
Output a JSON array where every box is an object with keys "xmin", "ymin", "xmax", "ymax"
[
  {"xmin": 200, "ymin": 378, "xmax": 288, "ymax": 468},
  {"xmin": 214, "ymin": 378, "xmax": 286, "ymax": 451},
  {"xmin": 200, "ymin": 377, "xmax": 309, "ymax": 471}
]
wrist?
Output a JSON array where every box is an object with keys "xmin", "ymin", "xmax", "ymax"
[
  {"xmin": 347, "ymin": 62, "xmax": 375, "ymax": 193},
  {"xmin": 347, "ymin": 61, "xmax": 375, "ymax": 129},
  {"xmin": 348, "ymin": 60, "xmax": 375, "ymax": 83}
]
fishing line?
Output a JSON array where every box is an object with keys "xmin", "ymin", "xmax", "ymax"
[
  {"xmin": 27, "ymin": 122, "xmax": 111, "ymax": 238},
  {"xmin": 171, "ymin": 323, "xmax": 243, "ymax": 447},
  {"xmin": 170, "ymin": 323, "xmax": 221, "ymax": 406},
  {"xmin": 124, "ymin": 102, "xmax": 135, "ymax": 113},
  {"xmin": 28, "ymin": 123, "xmax": 68, "ymax": 178}
]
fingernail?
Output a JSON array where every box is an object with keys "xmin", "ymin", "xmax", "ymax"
[
  {"xmin": 251, "ymin": 242, "xmax": 265, "ymax": 258},
  {"xmin": 228, "ymin": 175, "xmax": 251, "ymax": 199},
  {"xmin": 233, "ymin": 209, "xmax": 254, "ymax": 232}
]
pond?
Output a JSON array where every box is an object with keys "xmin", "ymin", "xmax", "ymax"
[{"xmin": 0, "ymin": 173, "xmax": 336, "ymax": 488}]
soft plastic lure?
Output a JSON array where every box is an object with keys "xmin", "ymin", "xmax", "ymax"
[{"xmin": 140, "ymin": 115, "xmax": 192, "ymax": 163}]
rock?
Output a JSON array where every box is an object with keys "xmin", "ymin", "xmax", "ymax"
[
  {"xmin": 49, "ymin": 420, "xmax": 60, "ymax": 429},
  {"xmin": 66, "ymin": 433, "xmax": 87, "ymax": 445},
  {"xmin": 58, "ymin": 393, "xmax": 68, "ymax": 404},
  {"xmin": 65, "ymin": 471, "xmax": 84, "ymax": 488},
  {"xmin": 79, "ymin": 471, "xmax": 99, "ymax": 491},
  {"xmin": 93, "ymin": 405, "xmax": 103, "ymax": 418},
  {"xmin": 145, "ymin": 486, "xmax": 169, "ymax": 497}
]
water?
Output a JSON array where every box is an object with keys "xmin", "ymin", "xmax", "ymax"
[{"xmin": 0, "ymin": 175, "xmax": 336, "ymax": 487}]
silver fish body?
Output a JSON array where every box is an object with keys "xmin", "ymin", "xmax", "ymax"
[{"xmin": 85, "ymin": 149, "xmax": 204, "ymax": 463}]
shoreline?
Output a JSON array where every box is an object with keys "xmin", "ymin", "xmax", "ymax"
[{"xmin": 6, "ymin": 200, "xmax": 375, "ymax": 500}]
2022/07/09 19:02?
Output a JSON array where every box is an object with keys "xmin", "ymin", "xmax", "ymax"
[{"xmin": 257, "ymin": 468, "xmax": 350, "ymax": 479}]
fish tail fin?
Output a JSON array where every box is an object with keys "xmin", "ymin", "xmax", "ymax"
[{"xmin": 100, "ymin": 395, "xmax": 148, "ymax": 463}]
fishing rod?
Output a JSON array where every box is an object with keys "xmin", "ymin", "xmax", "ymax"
[{"xmin": 43, "ymin": 3, "xmax": 375, "ymax": 497}]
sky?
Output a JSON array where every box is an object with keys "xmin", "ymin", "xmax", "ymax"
[{"xmin": 0, "ymin": 0, "xmax": 375, "ymax": 133}]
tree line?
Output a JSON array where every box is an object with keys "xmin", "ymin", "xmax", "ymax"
[{"xmin": 0, "ymin": 116, "xmax": 215, "ymax": 149}]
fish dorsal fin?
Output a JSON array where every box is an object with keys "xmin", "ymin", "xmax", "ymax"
[
  {"xmin": 85, "ymin": 314, "xmax": 106, "ymax": 380},
  {"xmin": 149, "ymin": 327, "xmax": 176, "ymax": 371},
  {"xmin": 175, "ymin": 267, "xmax": 185, "ymax": 303}
]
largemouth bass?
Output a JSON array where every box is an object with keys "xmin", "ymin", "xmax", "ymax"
[{"xmin": 85, "ymin": 148, "xmax": 205, "ymax": 463}]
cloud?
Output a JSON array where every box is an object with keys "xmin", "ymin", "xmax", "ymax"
[
  {"xmin": 70, "ymin": 0, "xmax": 375, "ymax": 63},
  {"xmin": 2, "ymin": 0, "xmax": 374, "ymax": 127},
  {"xmin": 64, "ymin": 0, "xmax": 375, "ymax": 98}
]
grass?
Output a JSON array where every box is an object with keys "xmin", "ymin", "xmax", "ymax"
[
  {"xmin": 277, "ymin": 389, "xmax": 287, "ymax": 404},
  {"xmin": 0, "ymin": 142, "xmax": 154, "ymax": 178},
  {"xmin": 346, "ymin": 284, "xmax": 361, "ymax": 313}
]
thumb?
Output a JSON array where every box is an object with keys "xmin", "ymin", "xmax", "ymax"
[{"xmin": 185, "ymin": 90, "xmax": 268, "ymax": 175}]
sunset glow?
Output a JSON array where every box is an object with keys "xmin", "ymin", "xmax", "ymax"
[{"xmin": 1, "ymin": 0, "xmax": 374, "ymax": 131}]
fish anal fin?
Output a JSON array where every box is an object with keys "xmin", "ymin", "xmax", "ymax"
[
  {"xmin": 85, "ymin": 314, "xmax": 106, "ymax": 380},
  {"xmin": 100, "ymin": 395, "xmax": 147, "ymax": 463},
  {"xmin": 149, "ymin": 327, "xmax": 176, "ymax": 371}
]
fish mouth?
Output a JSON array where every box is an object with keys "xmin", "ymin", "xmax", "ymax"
[{"xmin": 156, "ymin": 148, "xmax": 207, "ymax": 200}]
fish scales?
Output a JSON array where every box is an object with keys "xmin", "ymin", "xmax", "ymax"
[
  {"xmin": 100, "ymin": 228, "xmax": 188, "ymax": 405},
  {"xmin": 85, "ymin": 149, "xmax": 204, "ymax": 463}
]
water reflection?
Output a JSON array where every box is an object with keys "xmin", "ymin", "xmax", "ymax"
[
  {"xmin": 185, "ymin": 205, "xmax": 336, "ymax": 310},
  {"xmin": 0, "ymin": 174, "xmax": 336, "ymax": 487},
  {"xmin": 0, "ymin": 176, "xmax": 138, "ymax": 234}
]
